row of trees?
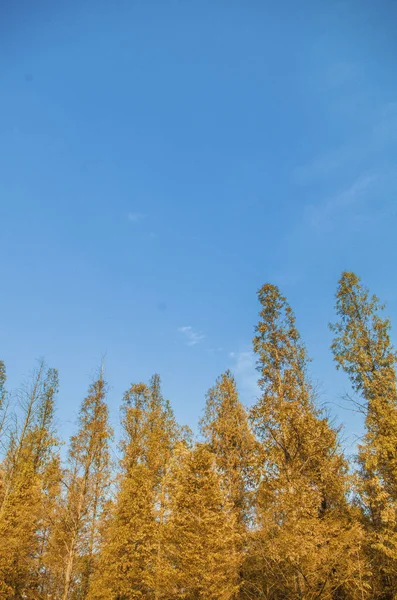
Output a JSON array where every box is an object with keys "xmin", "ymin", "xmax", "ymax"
[{"xmin": 1, "ymin": 272, "xmax": 397, "ymax": 599}]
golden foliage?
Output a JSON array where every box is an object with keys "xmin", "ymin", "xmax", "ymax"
[
  {"xmin": 1, "ymin": 273, "xmax": 397, "ymax": 599},
  {"xmin": 332, "ymin": 272, "xmax": 397, "ymax": 598}
]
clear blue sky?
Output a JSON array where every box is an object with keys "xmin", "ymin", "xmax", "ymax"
[{"xmin": 1, "ymin": 1, "xmax": 397, "ymax": 449}]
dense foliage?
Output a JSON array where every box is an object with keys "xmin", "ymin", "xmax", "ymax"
[{"xmin": 1, "ymin": 271, "xmax": 396, "ymax": 599}]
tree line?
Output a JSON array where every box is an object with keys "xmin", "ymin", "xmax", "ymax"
[{"xmin": 1, "ymin": 271, "xmax": 397, "ymax": 599}]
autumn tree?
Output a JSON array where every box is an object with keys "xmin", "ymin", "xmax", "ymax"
[
  {"xmin": 0, "ymin": 361, "xmax": 6, "ymax": 530},
  {"xmin": 0, "ymin": 361, "xmax": 7, "ymax": 447},
  {"xmin": 50, "ymin": 371, "xmax": 112, "ymax": 600},
  {"xmin": 250, "ymin": 283, "xmax": 367, "ymax": 599},
  {"xmin": 165, "ymin": 442, "xmax": 241, "ymax": 599},
  {"xmin": 89, "ymin": 374, "xmax": 181, "ymax": 600},
  {"xmin": 200, "ymin": 370, "xmax": 256, "ymax": 597},
  {"xmin": 331, "ymin": 271, "xmax": 397, "ymax": 598},
  {"xmin": 0, "ymin": 361, "xmax": 60, "ymax": 599},
  {"xmin": 0, "ymin": 361, "xmax": 9, "ymax": 499}
]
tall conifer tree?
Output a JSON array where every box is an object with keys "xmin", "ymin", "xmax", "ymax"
[
  {"xmin": 250, "ymin": 283, "xmax": 367, "ymax": 599},
  {"xmin": 165, "ymin": 442, "xmax": 241, "ymax": 599},
  {"xmin": 331, "ymin": 271, "xmax": 397, "ymax": 598},
  {"xmin": 201, "ymin": 370, "xmax": 256, "ymax": 597},
  {"xmin": 89, "ymin": 375, "xmax": 180, "ymax": 599}
]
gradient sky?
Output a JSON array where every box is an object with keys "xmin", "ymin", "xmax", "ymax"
[{"xmin": 1, "ymin": 1, "xmax": 397, "ymax": 450}]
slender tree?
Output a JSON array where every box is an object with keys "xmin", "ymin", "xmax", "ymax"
[
  {"xmin": 0, "ymin": 361, "xmax": 59, "ymax": 599},
  {"xmin": 0, "ymin": 361, "xmax": 7, "ymax": 446},
  {"xmin": 0, "ymin": 361, "xmax": 8, "ymax": 503},
  {"xmin": 0, "ymin": 361, "xmax": 5, "ymax": 406},
  {"xmin": 250, "ymin": 283, "xmax": 367, "ymax": 599},
  {"xmin": 331, "ymin": 271, "xmax": 397, "ymax": 598},
  {"xmin": 52, "ymin": 371, "xmax": 112, "ymax": 600},
  {"xmin": 29, "ymin": 365, "xmax": 61, "ymax": 598}
]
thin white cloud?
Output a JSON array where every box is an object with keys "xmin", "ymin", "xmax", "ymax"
[
  {"xmin": 373, "ymin": 102, "xmax": 397, "ymax": 142},
  {"xmin": 127, "ymin": 212, "xmax": 146, "ymax": 223},
  {"xmin": 178, "ymin": 326, "xmax": 205, "ymax": 347},
  {"xmin": 305, "ymin": 174, "xmax": 378, "ymax": 233},
  {"xmin": 294, "ymin": 149, "xmax": 351, "ymax": 186},
  {"xmin": 325, "ymin": 61, "xmax": 361, "ymax": 90},
  {"xmin": 229, "ymin": 350, "xmax": 260, "ymax": 404},
  {"xmin": 294, "ymin": 103, "xmax": 397, "ymax": 187}
]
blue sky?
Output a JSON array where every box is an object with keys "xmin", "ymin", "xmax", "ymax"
[{"xmin": 1, "ymin": 1, "xmax": 397, "ymax": 449}]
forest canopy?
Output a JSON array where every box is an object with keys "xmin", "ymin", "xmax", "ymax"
[{"xmin": 1, "ymin": 271, "xmax": 397, "ymax": 599}]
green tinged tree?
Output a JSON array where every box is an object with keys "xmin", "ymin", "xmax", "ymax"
[{"xmin": 331, "ymin": 271, "xmax": 397, "ymax": 598}]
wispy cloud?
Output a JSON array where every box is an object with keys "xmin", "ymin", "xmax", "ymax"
[
  {"xmin": 283, "ymin": 63, "xmax": 397, "ymax": 275},
  {"xmin": 305, "ymin": 174, "xmax": 378, "ymax": 233},
  {"xmin": 178, "ymin": 326, "xmax": 205, "ymax": 346},
  {"xmin": 127, "ymin": 212, "xmax": 146, "ymax": 223},
  {"xmin": 229, "ymin": 351, "xmax": 260, "ymax": 404},
  {"xmin": 373, "ymin": 102, "xmax": 397, "ymax": 143},
  {"xmin": 324, "ymin": 61, "xmax": 361, "ymax": 91},
  {"xmin": 294, "ymin": 102, "xmax": 397, "ymax": 188},
  {"xmin": 294, "ymin": 148, "xmax": 353, "ymax": 186}
]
